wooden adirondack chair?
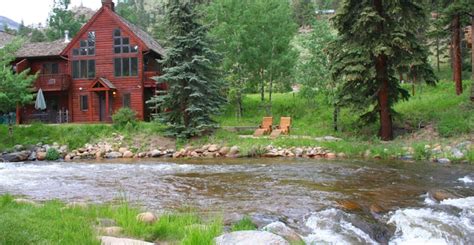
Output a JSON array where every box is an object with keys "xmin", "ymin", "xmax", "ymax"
[
  {"xmin": 270, "ymin": 117, "xmax": 291, "ymax": 138},
  {"xmin": 253, "ymin": 117, "xmax": 273, "ymax": 136}
]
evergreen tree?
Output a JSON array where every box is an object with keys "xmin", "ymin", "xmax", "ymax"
[
  {"xmin": 30, "ymin": 29, "xmax": 47, "ymax": 43},
  {"xmin": 46, "ymin": 0, "xmax": 83, "ymax": 41},
  {"xmin": 330, "ymin": 0, "xmax": 436, "ymax": 141},
  {"xmin": 148, "ymin": 0, "xmax": 225, "ymax": 138},
  {"xmin": 292, "ymin": 0, "xmax": 315, "ymax": 27}
]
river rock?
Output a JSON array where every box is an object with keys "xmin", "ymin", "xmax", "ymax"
[
  {"xmin": 337, "ymin": 152, "xmax": 347, "ymax": 158},
  {"xmin": 123, "ymin": 151, "xmax": 134, "ymax": 158},
  {"xmin": 437, "ymin": 158, "xmax": 451, "ymax": 164},
  {"xmin": 430, "ymin": 190, "xmax": 457, "ymax": 202},
  {"xmin": 370, "ymin": 204, "xmax": 385, "ymax": 214},
  {"xmin": 99, "ymin": 236, "xmax": 154, "ymax": 245},
  {"xmin": 36, "ymin": 151, "xmax": 47, "ymax": 161},
  {"xmin": 118, "ymin": 147, "xmax": 128, "ymax": 154},
  {"xmin": 262, "ymin": 221, "xmax": 304, "ymax": 244},
  {"xmin": 149, "ymin": 149, "xmax": 163, "ymax": 158},
  {"xmin": 215, "ymin": 231, "xmax": 289, "ymax": 245},
  {"xmin": 337, "ymin": 200, "xmax": 362, "ymax": 211},
  {"xmin": 136, "ymin": 212, "xmax": 157, "ymax": 224},
  {"xmin": 2, "ymin": 151, "xmax": 30, "ymax": 162},
  {"xmin": 326, "ymin": 152, "xmax": 337, "ymax": 159},
  {"xmin": 294, "ymin": 148, "xmax": 303, "ymax": 157},
  {"xmin": 28, "ymin": 151, "xmax": 37, "ymax": 161},
  {"xmin": 229, "ymin": 146, "xmax": 240, "ymax": 155},
  {"xmin": 105, "ymin": 152, "xmax": 122, "ymax": 159},
  {"xmin": 14, "ymin": 144, "xmax": 24, "ymax": 151},
  {"xmin": 451, "ymin": 148, "xmax": 464, "ymax": 159},
  {"xmin": 208, "ymin": 144, "xmax": 219, "ymax": 152},
  {"xmin": 219, "ymin": 146, "xmax": 230, "ymax": 155},
  {"xmin": 99, "ymin": 226, "xmax": 123, "ymax": 236}
]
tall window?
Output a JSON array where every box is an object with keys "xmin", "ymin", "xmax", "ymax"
[
  {"xmin": 80, "ymin": 95, "xmax": 89, "ymax": 111},
  {"xmin": 113, "ymin": 29, "xmax": 138, "ymax": 54},
  {"xmin": 72, "ymin": 60, "xmax": 96, "ymax": 79},
  {"xmin": 114, "ymin": 58, "xmax": 138, "ymax": 77},
  {"xmin": 122, "ymin": 93, "xmax": 131, "ymax": 108},
  {"xmin": 73, "ymin": 31, "xmax": 96, "ymax": 56},
  {"xmin": 42, "ymin": 63, "xmax": 59, "ymax": 74}
]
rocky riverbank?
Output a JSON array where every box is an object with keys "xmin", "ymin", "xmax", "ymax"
[{"xmin": 0, "ymin": 133, "xmax": 471, "ymax": 164}]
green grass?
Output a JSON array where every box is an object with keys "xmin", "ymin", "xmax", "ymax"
[
  {"xmin": 0, "ymin": 122, "xmax": 167, "ymax": 152},
  {"xmin": 0, "ymin": 194, "xmax": 223, "ymax": 245},
  {"xmin": 231, "ymin": 216, "xmax": 257, "ymax": 231}
]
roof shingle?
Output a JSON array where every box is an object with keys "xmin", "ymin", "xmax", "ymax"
[{"xmin": 15, "ymin": 39, "xmax": 69, "ymax": 58}]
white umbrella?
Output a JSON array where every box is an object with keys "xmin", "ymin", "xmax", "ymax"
[{"xmin": 35, "ymin": 88, "xmax": 47, "ymax": 110}]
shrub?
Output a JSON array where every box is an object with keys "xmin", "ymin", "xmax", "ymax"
[
  {"xmin": 112, "ymin": 108, "xmax": 138, "ymax": 128},
  {"xmin": 45, "ymin": 148, "xmax": 60, "ymax": 161},
  {"xmin": 231, "ymin": 216, "xmax": 257, "ymax": 231}
]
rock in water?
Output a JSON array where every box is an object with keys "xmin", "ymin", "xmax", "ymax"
[
  {"xmin": 99, "ymin": 236, "xmax": 154, "ymax": 245},
  {"xmin": 2, "ymin": 151, "xmax": 30, "ymax": 162},
  {"xmin": 215, "ymin": 231, "xmax": 289, "ymax": 245},
  {"xmin": 136, "ymin": 212, "xmax": 157, "ymax": 224},
  {"xmin": 262, "ymin": 221, "xmax": 304, "ymax": 244},
  {"xmin": 105, "ymin": 152, "xmax": 122, "ymax": 159}
]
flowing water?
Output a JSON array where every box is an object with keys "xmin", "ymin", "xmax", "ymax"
[{"xmin": 1, "ymin": 158, "xmax": 473, "ymax": 244}]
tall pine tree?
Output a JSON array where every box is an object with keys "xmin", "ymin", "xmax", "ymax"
[
  {"xmin": 330, "ymin": 0, "xmax": 436, "ymax": 140},
  {"xmin": 149, "ymin": 0, "xmax": 225, "ymax": 138}
]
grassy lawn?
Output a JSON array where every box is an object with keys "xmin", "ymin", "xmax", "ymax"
[{"xmin": 0, "ymin": 194, "xmax": 222, "ymax": 245}]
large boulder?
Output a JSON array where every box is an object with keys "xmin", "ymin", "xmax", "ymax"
[
  {"xmin": 105, "ymin": 152, "xmax": 122, "ymax": 159},
  {"xmin": 2, "ymin": 151, "xmax": 30, "ymax": 162},
  {"xmin": 99, "ymin": 236, "xmax": 154, "ymax": 245},
  {"xmin": 215, "ymin": 231, "xmax": 289, "ymax": 245},
  {"xmin": 36, "ymin": 151, "xmax": 47, "ymax": 161},
  {"xmin": 136, "ymin": 212, "xmax": 157, "ymax": 224},
  {"xmin": 122, "ymin": 151, "xmax": 134, "ymax": 158},
  {"xmin": 262, "ymin": 222, "xmax": 304, "ymax": 244}
]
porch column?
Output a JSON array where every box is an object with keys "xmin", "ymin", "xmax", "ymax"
[
  {"xmin": 89, "ymin": 91, "xmax": 93, "ymax": 122},
  {"xmin": 105, "ymin": 90, "xmax": 110, "ymax": 122}
]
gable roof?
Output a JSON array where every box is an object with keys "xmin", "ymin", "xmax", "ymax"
[
  {"xmin": 114, "ymin": 14, "xmax": 165, "ymax": 56},
  {"xmin": 0, "ymin": 32, "xmax": 15, "ymax": 48},
  {"xmin": 61, "ymin": 6, "xmax": 165, "ymax": 57},
  {"xmin": 16, "ymin": 39, "xmax": 69, "ymax": 58}
]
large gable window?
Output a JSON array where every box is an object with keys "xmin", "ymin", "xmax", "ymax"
[
  {"xmin": 113, "ymin": 29, "xmax": 139, "ymax": 54},
  {"xmin": 73, "ymin": 31, "xmax": 96, "ymax": 56},
  {"xmin": 72, "ymin": 60, "xmax": 96, "ymax": 79}
]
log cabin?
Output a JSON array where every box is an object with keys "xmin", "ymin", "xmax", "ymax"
[{"xmin": 14, "ymin": 0, "xmax": 166, "ymax": 124}]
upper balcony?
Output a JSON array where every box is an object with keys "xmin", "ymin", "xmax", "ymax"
[{"xmin": 35, "ymin": 74, "xmax": 71, "ymax": 92}]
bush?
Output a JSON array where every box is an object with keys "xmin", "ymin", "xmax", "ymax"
[
  {"xmin": 231, "ymin": 216, "xmax": 257, "ymax": 231},
  {"xmin": 45, "ymin": 148, "xmax": 60, "ymax": 161},
  {"xmin": 112, "ymin": 108, "xmax": 138, "ymax": 128}
]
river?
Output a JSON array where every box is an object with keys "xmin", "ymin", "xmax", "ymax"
[{"xmin": 1, "ymin": 158, "xmax": 473, "ymax": 244}]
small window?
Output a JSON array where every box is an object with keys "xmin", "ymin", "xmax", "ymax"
[
  {"xmin": 122, "ymin": 93, "xmax": 131, "ymax": 108},
  {"xmin": 122, "ymin": 37, "xmax": 129, "ymax": 45},
  {"xmin": 80, "ymin": 95, "xmax": 88, "ymax": 111},
  {"xmin": 80, "ymin": 40, "xmax": 87, "ymax": 47},
  {"xmin": 122, "ymin": 45, "xmax": 129, "ymax": 53}
]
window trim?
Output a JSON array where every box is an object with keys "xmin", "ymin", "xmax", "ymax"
[{"xmin": 79, "ymin": 95, "xmax": 89, "ymax": 111}]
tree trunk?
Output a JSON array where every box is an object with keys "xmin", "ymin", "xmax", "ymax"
[
  {"xmin": 333, "ymin": 105, "xmax": 339, "ymax": 131},
  {"xmin": 436, "ymin": 35, "xmax": 440, "ymax": 72},
  {"xmin": 471, "ymin": 14, "xmax": 474, "ymax": 82},
  {"xmin": 452, "ymin": 14, "xmax": 463, "ymax": 95},
  {"xmin": 260, "ymin": 69, "xmax": 265, "ymax": 102},
  {"xmin": 374, "ymin": 0, "xmax": 393, "ymax": 141}
]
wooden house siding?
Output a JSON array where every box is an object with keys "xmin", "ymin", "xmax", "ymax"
[{"xmin": 15, "ymin": 0, "xmax": 163, "ymax": 124}]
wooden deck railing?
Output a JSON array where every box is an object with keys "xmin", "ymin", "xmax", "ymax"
[{"xmin": 35, "ymin": 74, "xmax": 71, "ymax": 91}]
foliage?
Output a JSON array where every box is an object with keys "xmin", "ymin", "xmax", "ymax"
[
  {"xmin": 45, "ymin": 148, "xmax": 61, "ymax": 161},
  {"xmin": 149, "ymin": 0, "xmax": 225, "ymax": 138},
  {"xmin": 329, "ymin": 0, "xmax": 436, "ymax": 140},
  {"xmin": 116, "ymin": 0, "xmax": 151, "ymax": 30},
  {"xmin": 294, "ymin": 19, "xmax": 336, "ymax": 103},
  {"xmin": 0, "ymin": 40, "xmax": 36, "ymax": 114},
  {"xmin": 207, "ymin": 0, "xmax": 298, "ymax": 113},
  {"xmin": 0, "ymin": 194, "xmax": 223, "ymax": 245},
  {"xmin": 292, "ymin": 0, "xmax": 315, "ymax": 27},
  {"xmin": 46, "ymin": 0, "xmax": 84, "ymax": 41},
  {"xmin": 231, "ymin": 216, "xmax": 257, "ymax": 231},
  {"xmin": 112, "ymin": 107, "xmax": 138, "ymax": 128}
]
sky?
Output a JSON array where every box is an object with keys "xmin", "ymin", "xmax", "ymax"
[{"xmin": 0, "ymin": 0, "xmax": 103, "ymax": 26}]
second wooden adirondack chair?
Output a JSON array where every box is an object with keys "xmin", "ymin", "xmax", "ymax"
[
  {"xmin": 270, "ymin": 117, "xmax": 291, "ymax": 138},
  {"xmin": 253, "ymin": 117, "xmax": 273, "ymax": 136}
]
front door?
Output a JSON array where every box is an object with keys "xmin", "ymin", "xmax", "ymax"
[{"xmin": 99, "ymin": 93, "xmax": 106, "ymax": 122}]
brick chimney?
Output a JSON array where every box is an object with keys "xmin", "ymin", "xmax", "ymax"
[{"xmin": 101, "ymin": 0, "xmax": 115, "ymax": 11}]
